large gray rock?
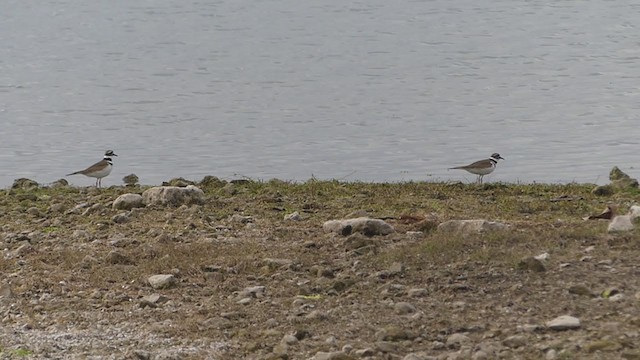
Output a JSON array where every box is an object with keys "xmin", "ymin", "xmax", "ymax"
[
  {"xmin": 142, "ymin": 185, "xmax": 205, "ymax": 207},
  {"xmin": 608, "ymin": 215, "xmax": 634, "ymax": 232},
  {"xmin": 607, "ymin": 205, "xmax": 640, "ymax": 232},
  {"xmin": 112, "ymin": 193, "xmax": 145, "ymax": 210},
  {"xmin": 323, "ymin": 217, "xmax": 394, "ymax": 236},
  {"xmin": 438, "ymin": 219, "xmax": 508, "ymax": 234}
]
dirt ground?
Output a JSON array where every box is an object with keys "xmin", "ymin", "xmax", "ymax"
[{"xmin": 0, "ymin": 179, "xmax": 638, "ymax": 360}]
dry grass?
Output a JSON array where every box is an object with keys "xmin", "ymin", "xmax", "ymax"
[{"xmin": 1, "ymin": 179, "xmax": 639, "ymax": 358}]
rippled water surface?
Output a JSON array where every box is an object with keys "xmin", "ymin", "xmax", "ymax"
[{"xmin": 2, "ymin": 0, "xmax": 639, "ymax": 187}]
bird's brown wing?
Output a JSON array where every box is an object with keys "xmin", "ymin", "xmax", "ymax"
[
  {"xmin": 67, "ymin": 159, "xmax": 108, "ymax": 176},
  {"xmin": 450, "ymin": 159, "xmax": 492, "ymax": 170}
]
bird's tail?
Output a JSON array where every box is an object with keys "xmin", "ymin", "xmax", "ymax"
[{"xmin": 66, "ymin": 171, "xmax": 82, "ymax": 176}]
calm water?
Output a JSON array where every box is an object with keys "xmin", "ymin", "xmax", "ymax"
[{"xmin": 2, "ymin": 0, "xmax": 639, "ymax": 187}]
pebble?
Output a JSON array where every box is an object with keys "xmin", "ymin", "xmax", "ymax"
[
  {"xmin": 147, "ymin": 274, "xmax": 177, "ymax": 289},
  {"xmin": 394, "ymin": 302, "xmax": 417, "ymax": 315},
  {"xmin": 237, "ymin": 298, "xmax": 252, "ymax": 305},
  {"xmin": 284, "ymin": 211, "xmax": 301, "ymax": 221},
  {"xmin": 446, "ymin": 333, "xmax": 471, "ymax": 347},
  {"xmin": 375, "ymin": 341, "xmax": 399, "ymax": 353},
  {"xmin": 354, "ymin": 348, "xmax": 375, "ymax": 357},
  {"xmin": 238, "ymin": 285, "xmax": 266, "ymax": 298},
  {"xmin": 437, "ymin": 219, "xmax": 508, "ymax": 234},
  {"xmin": 408, "ymin": 288, "xmax": 428, "ymax": 297},
  {"xmin": 281, "ymin": 334, "xmax": 298, "ymax": 345},
  {"xmin": 105, "ymin": 251, "xmax": 133, "ymax": 265},
  {"xmin": 502, "ymin": 335, "xmax": 527, "ymax": 348},
  {"xmin": 310, "ymin": 351, "xmax": 350, "ymax": 360},
  {"xmin": 546, "ymin": 315, "xmax": 580, "ymax": 330},
  {"xmin": 140, "ymin": 294, "xmax": 169, "ymax": 308},
  {"xmin": 517, "ymin": 257, "xmax": 546, "ymax": 272},
  {"xmin": 567, "ymin": 284, "xmax": 594, "ymax": 297}
]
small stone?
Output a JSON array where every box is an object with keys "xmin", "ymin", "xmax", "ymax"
[
  {"xmin": 568, "ymin": 285, "xmax": 595, "ymax": 297},
  {"xmin": 377, "ymin": 326, "xmax": 416, "ymax": 341},
  {"xmin": 408, "ymin": 288, "xmax": 428, "ymax": 298},
  {"xmin": 142, "ymin": 185, "xmax": 205, "ymax": 207},
  {"xmin": 230, "ymin": 214, "xmax": 254, "ymax": 224},
  {"xmin": 105, "ymin": 251, "xmax": 133, "ymax": 265},
  {"xmin": 584, "ymin": 340, "xmax": 621, "ymax": 353},
  {"xmin": 437, "ymin": 219, "xmax": 508, "ymax": 234},
  {"xmin": 608, "ymin": 293, "xmax": 624, "ymax": 302},
  {"xmin": 310, "ymin": 351, "xmax": 351, "ymax": 360},
  {"xmin": 592, "ymin": 185, "xmax": 614, "ymax": 196},
  {"xmin": 517, "ymin": 257, "xmax": 546, "ymax": 272},
  {"xmin": 323, "ymin": 217, "xmax": 394, "ymax": 236},
  {"xmin": 403, "ymin": 353, "xmax": 432, "ymax": 360},
  {"xmin": 140, "ymin": 294, "xmax": 169, "ymax": 308},
  {"xmin": 388, "ymin": 262, "xmax": 405, "ymax": 276},
  {"xmin": 112, "ymin": 213, "xmax": 130, "ymax": 224},
  {"xmin": 12, "ymin": 178, "xmax": 38, "ymax": 189},
  {"xmin": 238, "ymin": 285, "xmax": 266, "ymax": 298},
  {"xmin": 394, "ymin": 302, "xmax": 417, "ymax": 315},
  {"xmin": 50, "ymin": 178, "xmax": 69, "ymax": 188},
  {"xmin": 375, "ymin": 341, "xmax": 399, "ymax": 354},
  {"xmin": 147, "ymin": 274, "xmax": 177, "ymax": 289},
  {"xmin": 534, "ymin": 252, "xmax": 550, "ymax": 261},
  {"xmin": 546, "ymin": 315, "xmax": 580, "ymax": 330},
  {"xmin": 237, "ymin": 297, "xmax": 252, "ymax": 305},
  {"xmin": 112, "ymin": 193, "xmax": 145, "ymax": 210},
  {"xmin": 284, "ymin": 211, "xmax": 302, "ymax": 221},
  {"xmin": 122, "ymin": 174, "xmax": 139, "ymax": 186},
  {"xmin": 446, "ymin": 333, "xmax": 471, "ymax": 347},
  {"xmin": 502, "ymin": 335, "xmax": 527, "ymax": 348},
  {"xmin": 294, "ymin": 329, "xmax": 311, "ymax": 340},
  {"xmin": 281, "ymin": 334, "xmax": 298, "ymax": 345},
  {"xmin": 132, "ymin": 350, "xmax": 151, "ymax": 360},
  {"xmin": 354, "ymin": 348, "xmax": 375, "ymax": 357},
  {"xmin": 621, "ymin": 351, "xmax": 640, "ymax": 360},
  {"xmin": 26, "ymin": 207, "xmax": 43, "ymax": 217}
]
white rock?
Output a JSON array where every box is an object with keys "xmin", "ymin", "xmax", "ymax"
[
  {"xmin": 546, "ymin": 315, "xmax": 580, "ymax": 330},
  {"xmin": 147, "ymin": 274, "xmax": 177, "ymax": 289},
  {"xmin": 112, "ymin": 193, "xmax": 145, "ymax": 210},
  {"xmin": 284, "ymin": 211, "xmax": 301, "ymax": 221},
  {"xmin": 607, "ymin": 215, "xmax": 634, "ymax": 232},
  {"xmin": 608, "ymin": 293, "xmax": 624, "ymax": 302},
  {"xmin": 629, "ymin": 205, "xmax": 640, "ymax": 220},
  {"xmin": 534, "ymin": 252, "xmax": 550, "ymax": 261},
  {"xmin": 437, "ymin": 219, "xmax": 509, "ymax": 234},
  {"xmin": 322, "ymin": 217, "xmax": 394, "ymax": 236},
  {"xmin": 142, "ymin": 185, "xmax": 205, "ymax": 207}
]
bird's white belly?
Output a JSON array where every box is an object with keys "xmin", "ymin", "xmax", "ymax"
[
  {"xmin": 466, "ymin": 166, "xmax": 494, "ymax": 176},
  {"xmin": 86, "ymin": 164, "xmax": 112, "ymax": 178}
]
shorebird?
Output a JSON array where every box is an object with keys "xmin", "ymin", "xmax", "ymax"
[
  {"xmin": 449, "ymin": 153, "xmax": 504, "ymax": 184},
  {"xmin": 67, "ymin": 150, "xmax": 117, "ymax": 187}
]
